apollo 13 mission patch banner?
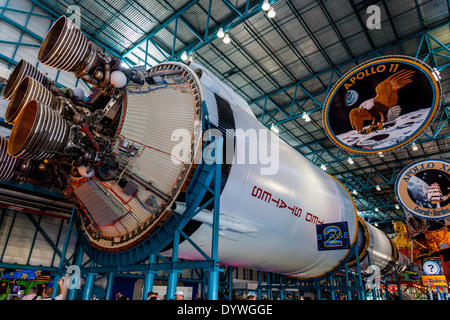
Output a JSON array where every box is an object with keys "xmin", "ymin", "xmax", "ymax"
[
  {"xmin": 396, "ymin": 159, "xmax": 450, "ymax": 220},
  {"xmin": 323, "ymin": 56, "xmax": 441, "ymax": 154}
]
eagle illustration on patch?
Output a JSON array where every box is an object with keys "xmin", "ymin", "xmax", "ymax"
[{"xmin": 323, "ymin": 56, "xmax": 441, "ymax": 154}]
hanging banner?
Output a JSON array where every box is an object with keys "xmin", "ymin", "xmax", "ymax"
[
  {"xmin": 323, "ymin": 56, "xmax": 441, "ymax": 154},
  {"xmin": 1, "ymin": 270, "xmax": 42, "ymax": 280},
  {"xmin": 395, "ymin": 159, "xmax": 450, "ymax": 219}
]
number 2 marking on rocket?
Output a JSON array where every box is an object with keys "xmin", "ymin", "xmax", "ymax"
[{"xmin": 323, "ymin": 226, "xmax": 343, "ymax": 248}]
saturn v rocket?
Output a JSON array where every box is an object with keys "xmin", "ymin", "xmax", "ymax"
[{"xmin": 1, "ymin": 16, "xmax": 408, "ymax": 279}]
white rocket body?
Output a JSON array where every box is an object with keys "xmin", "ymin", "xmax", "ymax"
[
  {"xmin": 4, "ymin": 22, "xmax": 407, "ymax": 278},
  {"xmin": 162, "ymin": 63, "xmax": 364, "ymax": 279}
]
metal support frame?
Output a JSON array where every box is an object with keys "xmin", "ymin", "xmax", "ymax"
[
  {"xmin": 0, "ymin": 52, "xmax": 227, "ymax": 300},
  {"xmin": 1, "ymin": 0, "xmax": 448, "ymax": 301},
  {"xmin": 5, "ymin": 131, "xmax": 224, "ymax": 301},
  {"xmin": 82, "ymin": 271, "xmax": 97, "ymax": 300},
  {"xmin": 122, "ymin": 0, "xmax": 281, "ymax": 63},
  {"xmin": 42, "ymin": 111, "xmax": 225, "ymax": 300},
  {"xmin": 166, "ymin": 229, "xmax": 182, "ymax": 300},
  {"xmin": 0, "ymin": 205, "xmax": 74, "ymax": 272},
  {"xmin": 142, "ymin": 254, "xmax": 157, "ymax": 300},
  {"xmin": 164, "ymin": 135, "xmax": 223, "ymax": 300},
  {"xmin": 142, "ymin": 133, "xmax": 224, "ymax": 300},
  {"xmin": 254, "ymin": 244, "xmax": 368, "ymax": 300}
]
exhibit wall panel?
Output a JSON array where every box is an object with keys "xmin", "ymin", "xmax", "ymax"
[{"xmin": 0, "ymin": 209, "xmax": 78, "ymax": 268}]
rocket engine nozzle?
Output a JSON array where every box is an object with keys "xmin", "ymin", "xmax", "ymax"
[
  {"xmin": 38, "ymin": 15, "xmax": 112, "ymax": 87},
  {"xmin": 3, "ymin": 59, "xmax": 50, "ymax": 100},
  {"xmin": 6, "ymin": 76, "xmax": 56, "ymax": 124},
  {"xmin": 8, "ymin": 100, "xmax": 70, "ymax": 160},
  {"xmin": 0, "ymin": 136, "xmax": 21, "ymax": 181}
]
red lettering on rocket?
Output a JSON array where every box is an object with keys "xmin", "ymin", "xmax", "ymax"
[{"xmin": 251, "ymin": 185, "xmax": 324, "ymax": 225}]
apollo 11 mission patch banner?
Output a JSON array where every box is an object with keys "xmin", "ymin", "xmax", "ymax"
[{"xmin": 323, "ymin": 56, "xmax": 441, "ymax": 154}]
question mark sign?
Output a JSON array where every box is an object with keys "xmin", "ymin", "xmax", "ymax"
[{"xmin": 429, "ymin": 265, "xmax": 434, "ymax": 273}]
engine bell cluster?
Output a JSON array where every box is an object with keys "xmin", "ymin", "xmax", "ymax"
[{"xmin": 1, "ymin": 15, "xmax": 203, "ymax": 251}]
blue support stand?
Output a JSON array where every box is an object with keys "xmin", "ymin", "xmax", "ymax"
[
  {"xmin": 82, "ymin": 272, "xmax": 97, "ymax": 300},
  {"xmin": 52, "ymin": 206, "xmax": 77, "ymax": 298},
  {"xmin": 165, "ymin": 135, "xmax": 224, "ymax": 300},
  {"xmin": 257, "ymin": 271, "xmax": 262, "ymax": 300},
  {"xmin": 166, "ymin": 230, "xmax": 182, "ymax": 300},
  {"xmin": 206, "ymin": 136, "xmax": 223, "ymax": 300},
  {"xmin": 105, "ymin": 272, "xmax": 115, "ymax": 300},
  {"xmin": 255, "ymin": 243, "xmax": 368, "ymax": 300},
  {"xmin": 51, "ymin": 274, "xmax": 62, "ymax": 299},
  {"xmin": 142, "ymin": 254, "xmax": 157, "ymax": 300},
  {"xmin": 227, "ymin": 267, "xmax": 234, "ymax": 300}
]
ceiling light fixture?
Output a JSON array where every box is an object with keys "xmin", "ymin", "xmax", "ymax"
[
  {"xmin": 432, "ymin": 67, "xmax": 441, "ymax": 81},
  {"xmin": 412, "ymin": 142, "xmax": 418, "ymax": 151},
  {"xmin": 181, "ymin": 51, "xmax": 188, "ymax": 61},
  {"xmin": 347, "ymin": 157, "xmax": 354, "ymax": 165},
  {"xmin": 302, "ymin": 112, "xmax": 311, "ymax": 122},
  {"xmin": 376, "ymin": 185, "xmax": 381, "ymax": 191},
  {"xmin": 320, "ymin": 164, "xmax": 327, "ymax": 171},
  {"xmin": 270, "ymin": 124, "xmax": 279, "ymax": 134},
  {"xmin": 217, "ymin": 27, "xmax": 225, "ymax": 39},
  {"xmin": 262, "ymin": 0, "xmax": 271, "ymax": 11},
  {"xmin": 267, "ymin": 6, "xmax": 276, "ymax": 18},
  {"xmin": 223, "ymin": 33, "xmax": 231, "ymax": 44}
]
